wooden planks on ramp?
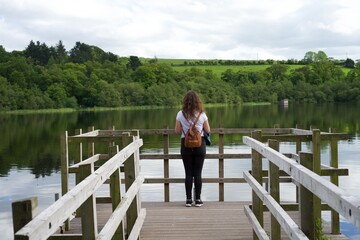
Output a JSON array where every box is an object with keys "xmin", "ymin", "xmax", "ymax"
[
  {"xmin": 59, "ymin": 201, "xmax": 348, "ymax": 240},
  {"xmin": 140, "ymin": 202, "xmax": 348, "ymax": 240},
  {"xmin": 141, "ymin": 202, "xmax": 252, "ymax": 240}
]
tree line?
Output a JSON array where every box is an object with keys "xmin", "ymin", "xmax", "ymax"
[
  {"xmin": 0, "ymin": 41, "xmax": 360, "ymax": 111},
  {"xmin": 179, "ymin": 50, "xmax": 356, "ymax": 68}
]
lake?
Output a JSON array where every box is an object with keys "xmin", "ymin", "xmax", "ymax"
[{"xmin": 1, "ymin": 103, "xmax": 360, "ymax": 239}]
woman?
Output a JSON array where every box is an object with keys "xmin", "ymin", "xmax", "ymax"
[{"xmin": 175, "ymin": 90, "xmax": 210, "ymax": 207}]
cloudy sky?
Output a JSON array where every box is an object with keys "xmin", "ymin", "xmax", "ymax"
[{"xmin": 1, "ymin": 0, "xmax": 360, "ymax": 60}]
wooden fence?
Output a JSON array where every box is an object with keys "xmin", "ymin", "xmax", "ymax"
[
  {"xmin": 12, "ymin": 126, "xmax": 357, "ymax": 240},
  {"xmin": 243, "ymin": 129, "xmax": 360, "ymax": 240},
  {"xmin": 13, "ymin": 130, "xmax": 144, "ymax": 240}
]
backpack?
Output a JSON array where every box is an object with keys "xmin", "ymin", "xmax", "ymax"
[{"xmin": 183, "ymin": 111, "xmax": 202, "ymax": 148}]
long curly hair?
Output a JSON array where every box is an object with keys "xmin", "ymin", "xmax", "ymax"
[{"xmin": 182, "ymin": 90, "xmax": 204, "ymax": 119}]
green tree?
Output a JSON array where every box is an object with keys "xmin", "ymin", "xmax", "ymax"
[
  {"xmin": 45, "ymin": 83, "xmax": 67, "ymax": 108},
  {"xmin": 303, "ymin": 51, "xmax": 317, "ymax": 63},
  {"xmin": 24, "ymin": 40, "xmax": 51, "ymax": 65},
  {"xmin": 303, "ymin": 50, "xmax": 328, "ymax": 63},
  {"xmin": 93, "ymin": 80, "xmax": 121, "ymax": 107},
  {"xmin": 0, "ymin": 76, "xmax": 16, "ymax": 110},
  {"xmin": 69, "ymin": 42, "xmax": 93, "ymax": 63},
  {"xmin": 343, "ymin": 58, "xmax": 355, "ymax": 68},
  {"xmin": 127, "ymin": 56, "xmax": 142, "ymax": 70},
  {"xmin": 221, "ymin": 69, "xmax": 235, "ymax": 83},
  {"xmin": 315, "ymin": 50, "xmax": 328, "ymax": 62},
  {"xmin": 9, "ymin": 70, "xmax": 26, "ymax": 88},
  {"xmin": 0, "ymin": 45, "xmax": 9, "ymax": 62},
  {"xmin": 117, "ymin": 82, "xmax": 145, "ymax": 106},
  {"xmin": 54, "ymin": 40, "xmax": 68, "ymax": 63},
  {"xmin": 266, "ymin": 63, "xmax": 289, "ymax": 82}
]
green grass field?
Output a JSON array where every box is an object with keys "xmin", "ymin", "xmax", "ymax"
[{"xmin": 143, "ymin": 58, "xmax": 350, "ymax": 76}]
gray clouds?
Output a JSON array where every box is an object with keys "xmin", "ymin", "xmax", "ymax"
[{"xmin": 1, "ymin": 0, "xmax": 360, "ymax": 60}]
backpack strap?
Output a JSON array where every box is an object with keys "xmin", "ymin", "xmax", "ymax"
[{"xmin": 181, "ymin": 111, "xmax": 202, "ymax": 135}]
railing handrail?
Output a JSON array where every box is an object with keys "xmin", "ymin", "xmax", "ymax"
[
  {"xmin": 12, "ymin": 127, "xmax": 351, "ymax": 240},
  {"xmin": 243, "ymin": 135, "xmax": 360, "ymax": 228},
  {"xmin": 15, "ymin": 138, "xmax": 143, "ymax": 240},
  {"xmin": 69, "ymin": 127, "xmax": 347, "ymax": 137}
]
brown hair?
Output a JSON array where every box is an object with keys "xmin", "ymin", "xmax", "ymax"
[{"xmin": 182, "ymin": 90, "xmax": 204, "ymax": 119}]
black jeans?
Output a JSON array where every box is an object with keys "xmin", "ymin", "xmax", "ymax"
[{"xmin": 181, "ymin": 138, "xmax": 206, "ymax": 200}]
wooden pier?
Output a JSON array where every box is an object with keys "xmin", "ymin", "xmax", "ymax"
[
  {"xmin": 12, "ymin": 127, "xmax": 360, "ymax": 240},
  {"xmin": 42, "ymin": 201, "xmax": 347, "ymax": 240}
]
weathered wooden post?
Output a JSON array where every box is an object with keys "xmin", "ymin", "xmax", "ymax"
[
  {"xmin": 79, "ymin": 162, "xmax": 98, "ymax": 239},
  {"xmin": 218, "ymin": 128, "xmax": 225, "ymax": 201},
  {"xmin": 295, "ymin": 124, "xmax": 303, "ymax": 204},
  {"xmin": 251, "ymin": 130, "xmax": 263, "ymax": 240},
  {"xmin": 329, "ymin": 127, "xmax": 340, "ymax": 234},
  {"xmin": 312, "ymin": 129, "xmax": 322, "ymax": 224},
  {"xmin": 163, "ymin": 126, "xmax": 170, "ymax": 202},
  {"xmin": 268, "ymin": 139, "xmax": 280, "ymax": 240},
  {"xmin": 299, "ymin": 152, "xmax": 315, "ymax": 239},
  {"xmin": 12, "ymin": 197, "xmax": 38, "ymax": 238},
  {"xmin": 60, "ymin": 131, "xmax": 70, "ymax": 230},
  {"xmin": 295, "ymin": 124, "xmax": 303, "ymax": 153},
  {"xmin": 75, "ymin": 128, "xmax": 82, "ymax": 218},
  {"xmin": 109, "ymin": 144, "xmax": 125, "ymax": 240},
  {"xmin": 123, "ymin": 132, "xmax": 140, "ymax": 239},
  {"xmin": 88, "ymin": 126, "xmax": 95, "ymax": 157}
]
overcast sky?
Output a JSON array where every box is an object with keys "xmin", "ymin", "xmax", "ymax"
[{"xmin": 1, "ymin": 0, "xmax": 360, "ymax": 60}]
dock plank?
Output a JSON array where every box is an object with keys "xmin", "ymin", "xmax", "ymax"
[
  {"xmin": 59, "ymin": 202, "xmax": 348, "ymax": 240},
  {"xmin": 141, "ymin": 202, "xmax": 250, "ymax": 240},
  {"xmin": 140, "ymin": 202, "xmax": 348, "ymax": 240}
]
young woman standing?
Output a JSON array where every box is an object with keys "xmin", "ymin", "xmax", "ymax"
[{"xmin": 175, "ymin": 90, "xmax": 211, "ymax": 207}]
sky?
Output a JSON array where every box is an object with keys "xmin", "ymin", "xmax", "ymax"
[{"xmin": 1, "ymin": 0, "xmax": 360, "ymax": 61}]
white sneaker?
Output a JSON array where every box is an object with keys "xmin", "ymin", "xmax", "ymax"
[{"xmin": 195, "ymin": 199, "xmax": 203, "ymax": 207}]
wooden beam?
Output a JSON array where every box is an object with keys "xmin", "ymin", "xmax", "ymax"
[
  {"xmin": 79, "ymin": 163, "xmax": 98, "ymax": 239},
  {"xmin": 123, "ymin": 135, "xmax": 139, "ymax": 238},
  {"xmin": 60, "ymin": 131, "xmax": 70, "ymax": 231},
  {"xmin": 163, "ymin": 130, "xmax": 170, "ymax": 202},
  {"xmin": 140, "ymin": 153, "xmax": 252, "ymax": 159},
  {"xmin": 251, "ymin": 130, "xmax": 263, "ymax": 240},
  {"xmin": 49, "ymin": 234, "xmax": 82, "ymax": 240},
  {"xmin": 143, "ymin": 177, "xmax": 292, "ymax": 184},
  {"xmin": 127, "ymin": 208, "xmax": 146, "ymax": 240},
  {"xmin": 268, "ymin": 139, "xmax": 280, "ymax": 240},
  {"xmin": 15, "ymin": 139, "xmax": 143, "ymax": 240},
  {"xmin": 299, "ymin": 152, "xmax": 315, "ymax": 239},
  {"xmin": 97, "ymin": 176, "xmax": 144, "ymax": 240},
  {"xmin": 329, "ymin": 127, "xmax": 340, "ymax": 234},
  {"xmin": 244, "ymin": 206, "xmax": 270, "ymax": 240},
  {"xmin": 244, "ymin": 171, "xmax": 309, "ymax": 240},
  {"xmin": 219, "ymin": 131, "xmax": 224, "ymax": 201},
  {"xmin": 243, "ymin": 135, "xmax": 360, "ymax": 228},
  {"xmin": 12, "ymin": 197, "xmax": 38, "ymax": 236}
]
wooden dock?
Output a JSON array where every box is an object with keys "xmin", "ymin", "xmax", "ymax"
[
  {"xmin": 61, "ymin": 201, "xmax": 348, "ymax": 240},
  {"xmin": 141, "ymin": 202, "xmax": 251, "ymax": 240},
  {"xmin": 12, "ymin": 127, "xmax": 359, "ymax": 240}
]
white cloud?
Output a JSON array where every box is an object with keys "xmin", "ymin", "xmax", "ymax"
[{"xmin": 1, "ymin": 0, "xmax": 360, "ymax": 60}]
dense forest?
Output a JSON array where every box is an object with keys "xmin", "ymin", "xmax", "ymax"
[{"xmin": 0, "ymin": 40, "xmax": 360, "ymax": 111}]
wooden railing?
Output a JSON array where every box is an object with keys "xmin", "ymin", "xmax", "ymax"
[
  {"xmin": 13, "ymin": 130, "xmax": 144, "ymax": 240},
  {"xmin": 243, "ymin": 129, "xmax": 360, "ymax": 240},
  {"xmin": 12, "ymin": 127, "xmax": 353, "ymax": 240},
  {"xmin": 139, "ymin": 127, "xmax": 292, "ymax": 202}
]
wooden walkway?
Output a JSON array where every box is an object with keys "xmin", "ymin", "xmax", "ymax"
[
  {"xmin": 62, "ymin": 202, "xmax": 348, "ymax": 240},
  {"xmin": 141, "ymin": 202, "xmax": 348, "ymax": 240},
  {"xmin": 141, "ymin": 202, "xmax": 253, "ymax": 240}
]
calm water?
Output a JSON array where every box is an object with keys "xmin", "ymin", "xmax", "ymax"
[{"xmin": 1, "ymin": 103, "xmax": 360, "ymax": 239}]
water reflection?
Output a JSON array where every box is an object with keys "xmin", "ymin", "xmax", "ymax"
[{"xmin": 1, "ymin": 103, "xmax": 360, "ymax": 239}]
